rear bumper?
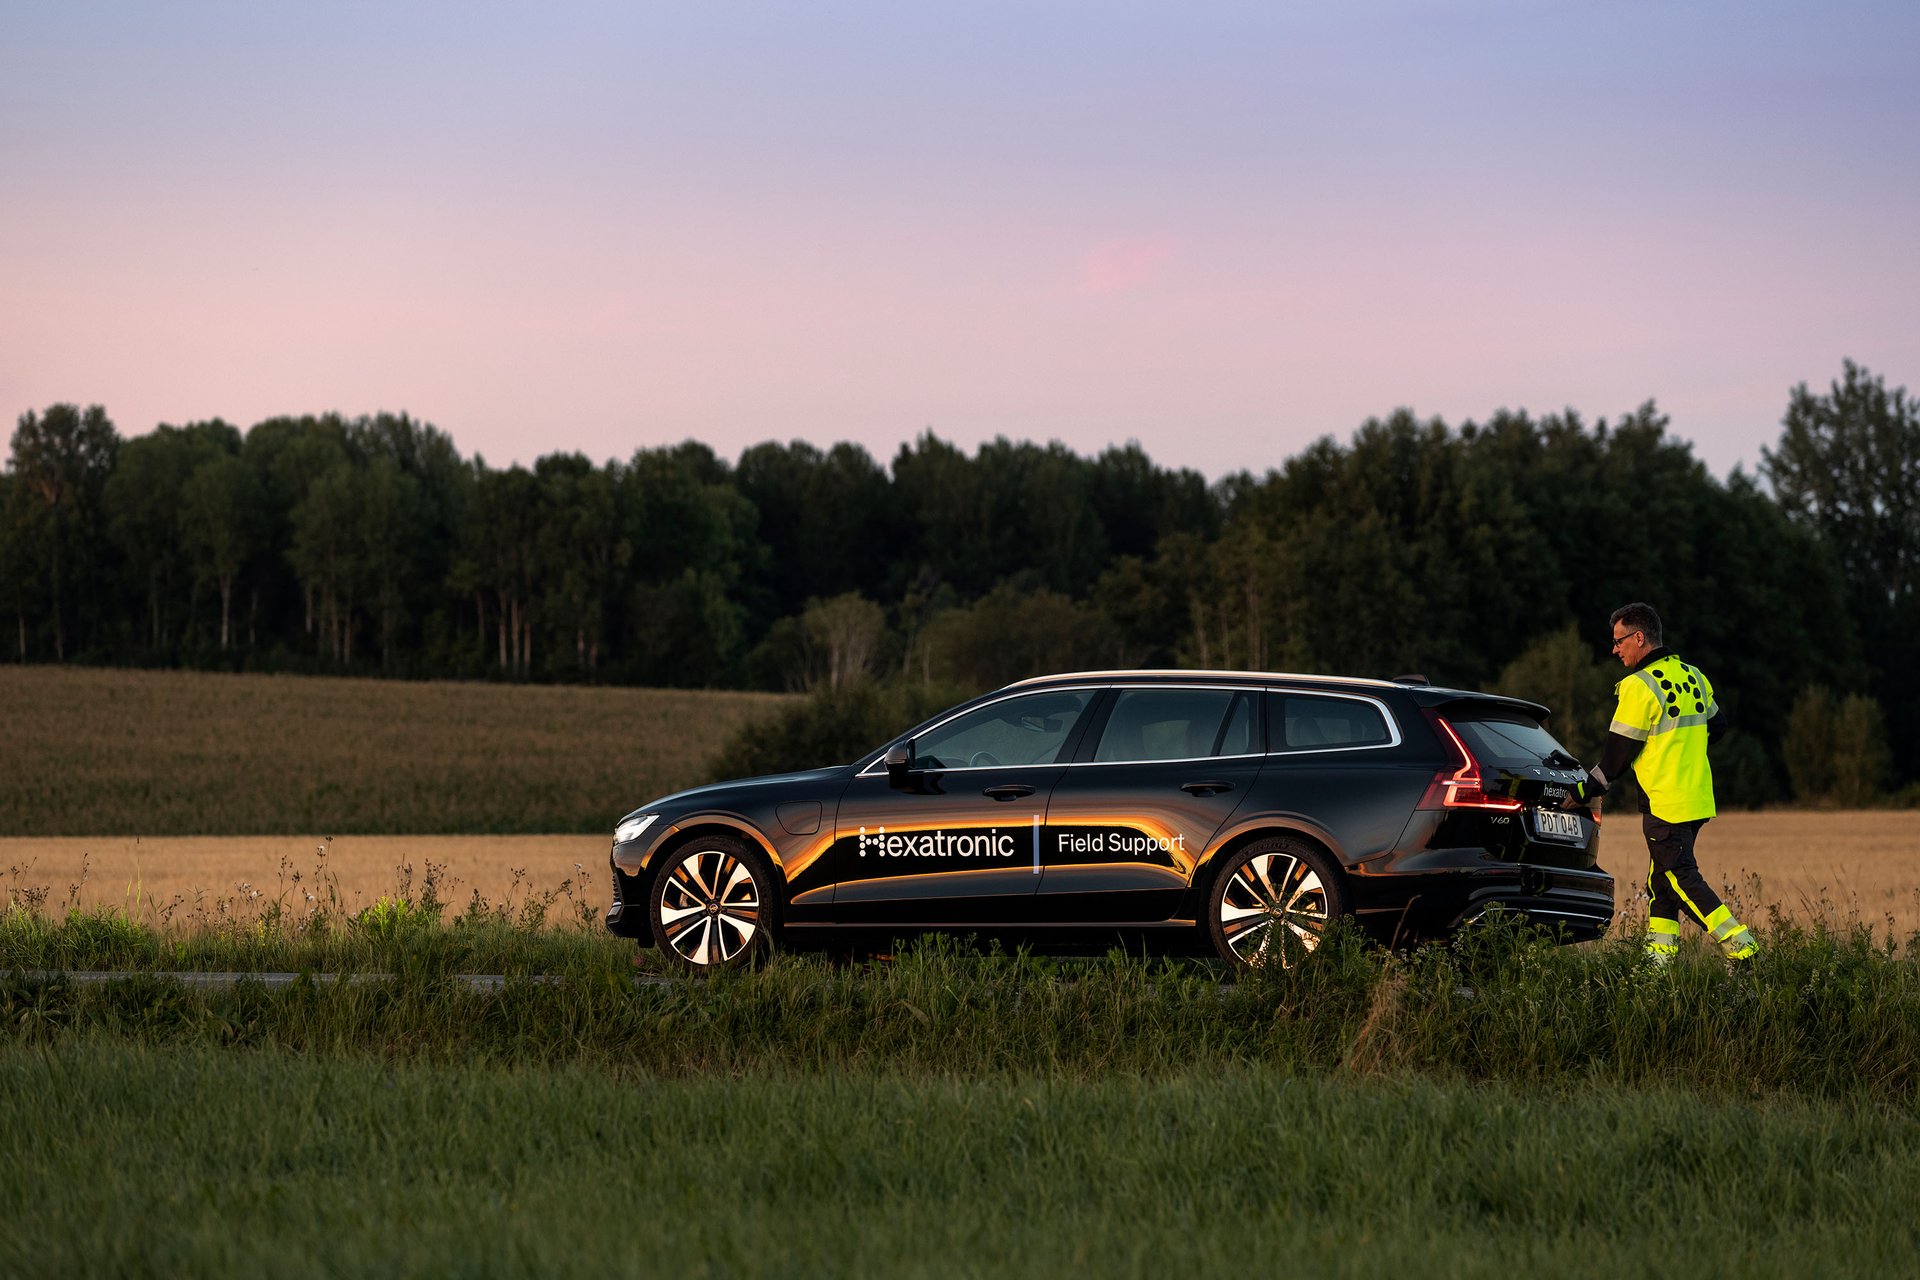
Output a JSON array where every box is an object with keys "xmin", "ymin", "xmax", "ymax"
[{"xmin": 1348, "ymin": 852, "xmax": 1615, "ymax": 944}]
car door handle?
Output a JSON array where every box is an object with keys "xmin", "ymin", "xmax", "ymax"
[
  {"xmin": 1182, "ymin": 781, "xmax": 1234, "ymax": 796},
  {"xmin": 983, "ymin": 784, "xmax": 1035, "ymax": 801}
]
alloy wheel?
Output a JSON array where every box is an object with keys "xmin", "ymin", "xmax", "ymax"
[
  {"xmin": 657, "ymin": 848, "xmax": 763, "ymax": 967},
  {"xmin": 1218, "ymin": 851, "xmax": 1330, "ymax": 967}
]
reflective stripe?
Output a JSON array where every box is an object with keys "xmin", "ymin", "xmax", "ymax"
[
  {"xmin": 1646, "ymin": 918, "xmax": 1682, "ymax": 938},
  {"xmin": 1610, "ymin": 719, "xmax": 1650, "ymax": 741},
  {"xmin": 1718, "ymin": 925, "xmax": 1756, "ymax": 957},
  {"xmin": 1647, "ymin": 712, "xmax": 1713, "ymax": 737},
  {"xmin": 1665, "ymin": 871, "xmax": 1713, "ymax": 929}
]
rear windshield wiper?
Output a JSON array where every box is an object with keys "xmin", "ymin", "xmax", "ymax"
[{"xmin": 1545, "ymin": 748, "xmax": 1581, "ymax": 769}]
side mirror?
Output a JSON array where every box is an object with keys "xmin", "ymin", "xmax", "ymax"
[{"xmin": 884, "ymin": 742, "xmax": 912, "ymax": 790}]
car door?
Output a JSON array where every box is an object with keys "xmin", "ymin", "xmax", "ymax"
[
  {"xmin": 1039, "ymin": 684, "xmax": 1266, "ymax": 922},
  {"xmin": 825, "ymin": 686, "xmax": 1099, "ymax": 924}
]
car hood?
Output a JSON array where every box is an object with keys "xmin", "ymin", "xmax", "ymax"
[{"xmin": 633, "ymin": 765, "xmax": 853, "ymax": 817}]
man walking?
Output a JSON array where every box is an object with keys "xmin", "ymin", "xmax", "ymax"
[{"xmin": 1581, "ymin": 602, "xmax": 1758, "ymax": 965}]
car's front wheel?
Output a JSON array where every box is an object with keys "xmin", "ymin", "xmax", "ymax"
[
  {"xmin": 1206, "ymin": 836, "xmax": 1348, "ymax": 969},
  {"xmin": 649, "ymin": 836, "xmax": 778, "ymax": 972}
]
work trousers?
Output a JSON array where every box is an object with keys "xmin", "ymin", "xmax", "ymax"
[
  {"xmin": 1642, "ymin": 813, "xmax": 1723, "ymax": 928},
  {"xmin": 1641, "ymin": 812, "xmax": 1756, "ymax": 960}
]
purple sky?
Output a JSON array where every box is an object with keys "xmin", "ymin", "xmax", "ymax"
[{"xmin": 4, "ymin": 1, "xmax": 1916, "ymax": 479}]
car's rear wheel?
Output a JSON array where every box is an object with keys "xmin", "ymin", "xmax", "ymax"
[
  {"xmin": 649, "ymin": 836, "xmax": 778, "ymax": 972},
  {"xmin": 1207, "ymin": 836, "xmax": 1348, "ymax": 969}
]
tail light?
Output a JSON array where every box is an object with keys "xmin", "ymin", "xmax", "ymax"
[{"xmin": 1418, "ymin": 716, "xmax": 1524, "ymax": 812}]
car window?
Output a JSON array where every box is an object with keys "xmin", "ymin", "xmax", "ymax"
[
  {"xmin": 911, "ymin": 689, "xmax": 1095, "ymax": 770},
  {"xmin": 1270, "ymin": 693, "xmax": 1392, "ymax": 752},
  {"xmin": 1451, "ymin": 716, "xmax": 1570, "ymax": 767},
  {"xmin": 1093, "ymin": 688, "xmax": 1247, "ymax": 763},
  {"xmin": 1216, "ymin": 691, "xmax": 1256, "ymax": 756}
]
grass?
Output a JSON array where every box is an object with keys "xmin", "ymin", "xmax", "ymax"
[
  {"xmin": 0, "ymin": 665, "xmax": 793, "ymax": 835},
  {"xmin": 5, "ymin": 904, "xmax": 1918, "ymax": 1277},
  {"xmin": 5, "ymin": 907, "xmax": 1919, "ymax": 1103},
  {"xmin": 2, "ymin": 1040, "xmax": 1918, "ymax": 1279}
]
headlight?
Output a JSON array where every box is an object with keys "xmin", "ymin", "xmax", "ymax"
[{"xmin": 613, "ymin": 813, "xmax": 660, "ymax": 846}]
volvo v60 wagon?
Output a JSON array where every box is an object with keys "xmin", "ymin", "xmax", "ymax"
[{"xmin": 605, "ymin": 670, "xmax": 1612, "ymax": 970}]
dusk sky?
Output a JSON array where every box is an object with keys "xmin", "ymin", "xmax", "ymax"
[{"xmin": 4, "ymin": 1, "xmax": 1915, "ymax": 480}]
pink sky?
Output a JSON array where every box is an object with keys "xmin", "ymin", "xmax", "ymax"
[{"xmin": 4, "ymin": 3, "xmax": 1916, "ymax": 479}]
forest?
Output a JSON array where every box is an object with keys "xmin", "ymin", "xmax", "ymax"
[{"xmin": 3, "ymin": 360, "xmax": 1915, "ymax": 804}]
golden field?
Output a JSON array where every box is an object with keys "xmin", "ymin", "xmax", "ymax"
[
  {"xmin": 2, "ymin": 667, "xmax": 1913, "ymax": 939},
  {"xmin": 3, "ymin": 812, "xmax": 1915, "ymax": 939},
  {"xmin": 0, "ymin": 666, "xmax": 792, "ymax": 836}
]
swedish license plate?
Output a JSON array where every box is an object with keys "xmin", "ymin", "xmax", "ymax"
[{"xmin": 1533, "ymin": 808, "xmax": 1583, "ymax": 843}]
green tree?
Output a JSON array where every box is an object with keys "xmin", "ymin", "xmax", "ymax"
[
  {"xmin": 1763, "ymin": 361, "xmax": 1920, "ymax": 781},
  {"xmin": 919, "ymin": 586, "xmax": 1110, "ymax": 691},
  {"xmin": 107, "ymin": 421, "xmax": 240, "ymax": 651},
  {"xmin": 287, "ymin": 463, "xmax": 365, "ymax": 663},
  {"xmin": 7, "ymin": 404, "xmax": 119, "ymax": 660},
  {"xmin": 453, "ymin": 466, "xmax": 543, "ymax": 675},
  {"xmin": 534, "ymin": 454, "xmax": 630, "ymax": 674},
  {"xmin": 243, "ymin": 414, "xmax": 354, "ymax": 643},
  {"xmin": 180, "ymin": 453, "xmax": 267, "ymax": 651},
  {"xmin": 735, "ymin": 440, "xmax": 896, "ymax": 619},
  {"xmin": 1783, "ymin": 686, "xmax": 1893, "ymax": 806},
  {"xmin": 800, "ymin": 593, "xmax": 889, "ymax": 691},
  {"xmin": 1763, "ymin": 361, "xmax": 1919, "ymax": 606},
  {"xmin": 1830, "ymin": 694, "xmax": 1893, "ymax": 807},
  {"xmin": 356, "ymin": 456, "xmax": 428, "ymax": 670},
  {"xmin": 0, "ymin": 471, "xmax": 27, "ymax": 660}
]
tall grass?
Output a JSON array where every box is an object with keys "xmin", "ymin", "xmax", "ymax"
[
  {"xmin": 6, "ymin": 908, "xmax": 1918, "ymax": 1103},
  {"xmin": 3, "ymin": 1039, "xmax": 1918, "ymax": 1279},
  {"xmin": 0, "ymin": 666, "xmax": 791, "ymax": 835}
]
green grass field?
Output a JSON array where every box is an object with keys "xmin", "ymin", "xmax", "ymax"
[
  {"xmin": 0, "ymin": 666, "xmax": 792, "ymax": 835},
  {"xmin": 5, "ymin": 1040, "xmax": 1917, "ymax": 1279},
  {"xmin": 5, "ymin": 909, "xmax": 1918, "ymax": 1275}
]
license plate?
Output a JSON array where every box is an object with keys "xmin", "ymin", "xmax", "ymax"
[{"xmin": 1533, "ymin": 808, "xmax": 1583, "ymax": 843}]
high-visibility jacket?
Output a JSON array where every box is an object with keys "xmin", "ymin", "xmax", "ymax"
[{"xmin": 1610, "ymin": 651, "xmax": 1718, "ymax": 821}]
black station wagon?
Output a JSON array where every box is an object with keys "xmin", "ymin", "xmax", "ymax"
[{"xmin": 606, "ymin": 670, "xmax": 1612, "ymax": 970}]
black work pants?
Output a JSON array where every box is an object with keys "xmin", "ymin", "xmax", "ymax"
[{"xmin": 1642, "ymin": 812, "xmax": 1724, "ymax": 928}]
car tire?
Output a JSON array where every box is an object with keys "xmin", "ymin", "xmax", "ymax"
[
  {"xmin": 1206, "ymin": 836, "xmax": 1348, "ymax": 969},
  {"xmin": 648, "ymin": 835, "xmax": 779, "ymax": 972}
]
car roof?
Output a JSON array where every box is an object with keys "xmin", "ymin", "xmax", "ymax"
[
  {"xmin": 1001, "ymin": 669, "xmax": 1550, "ymax": 720},
  {"xmin": 1004, "ymin": 668, "xmax": 1401, "ymax": 691}
]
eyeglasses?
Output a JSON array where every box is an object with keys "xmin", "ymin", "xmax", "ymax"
[{"xmin": 1610, "ymin": 630, "xmax": 1642, "ymax": 650}]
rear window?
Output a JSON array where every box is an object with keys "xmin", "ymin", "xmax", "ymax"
[
  {"xmin": 1450, "ymin": 715, "xmax": 1571, "ymax": 768},
  {"xmin": 1268, "ymin": 693, "xmax": 1393, "ymax": 752}
]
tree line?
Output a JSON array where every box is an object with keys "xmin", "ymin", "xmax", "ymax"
[{"xmin": 4, "ymin": 360, "xmax": 1916, "ymax": 802}]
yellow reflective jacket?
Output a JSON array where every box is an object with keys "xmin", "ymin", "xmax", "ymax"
[{"xmin": 1611, "ymin": 651, "xmax": 1718, "ymax": 822}]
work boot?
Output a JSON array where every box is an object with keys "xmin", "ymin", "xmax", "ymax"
[
  {"xmin": 1644, "ymin": 917, "xmax": 1680, "ymax": 967},
  {"xmin": 1705, "ymin": 905, "xmax": 1758, "ymax": 961}
]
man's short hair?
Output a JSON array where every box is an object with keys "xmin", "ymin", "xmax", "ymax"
[{"xmin": 1609, "ymin": 602, "xmax": 1663, "ymax": 647}]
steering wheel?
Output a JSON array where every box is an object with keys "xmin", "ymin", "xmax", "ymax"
[{"xmin": 967, "ymin": 751, "xmax": 1003, "ymax": 768}]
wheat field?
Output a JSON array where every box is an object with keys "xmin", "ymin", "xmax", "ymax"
[
  {"xmin": 4, "ymin": 812, "xmax": 1914, "ymax": 938},
  {"xmin": 0, "ymin": 666, "xmax": 790, "ymax": 836}
]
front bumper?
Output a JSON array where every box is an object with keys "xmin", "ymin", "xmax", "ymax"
[{"xmin": 604, "ymin": 856, "xmax": 651, "ymax": 942}]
